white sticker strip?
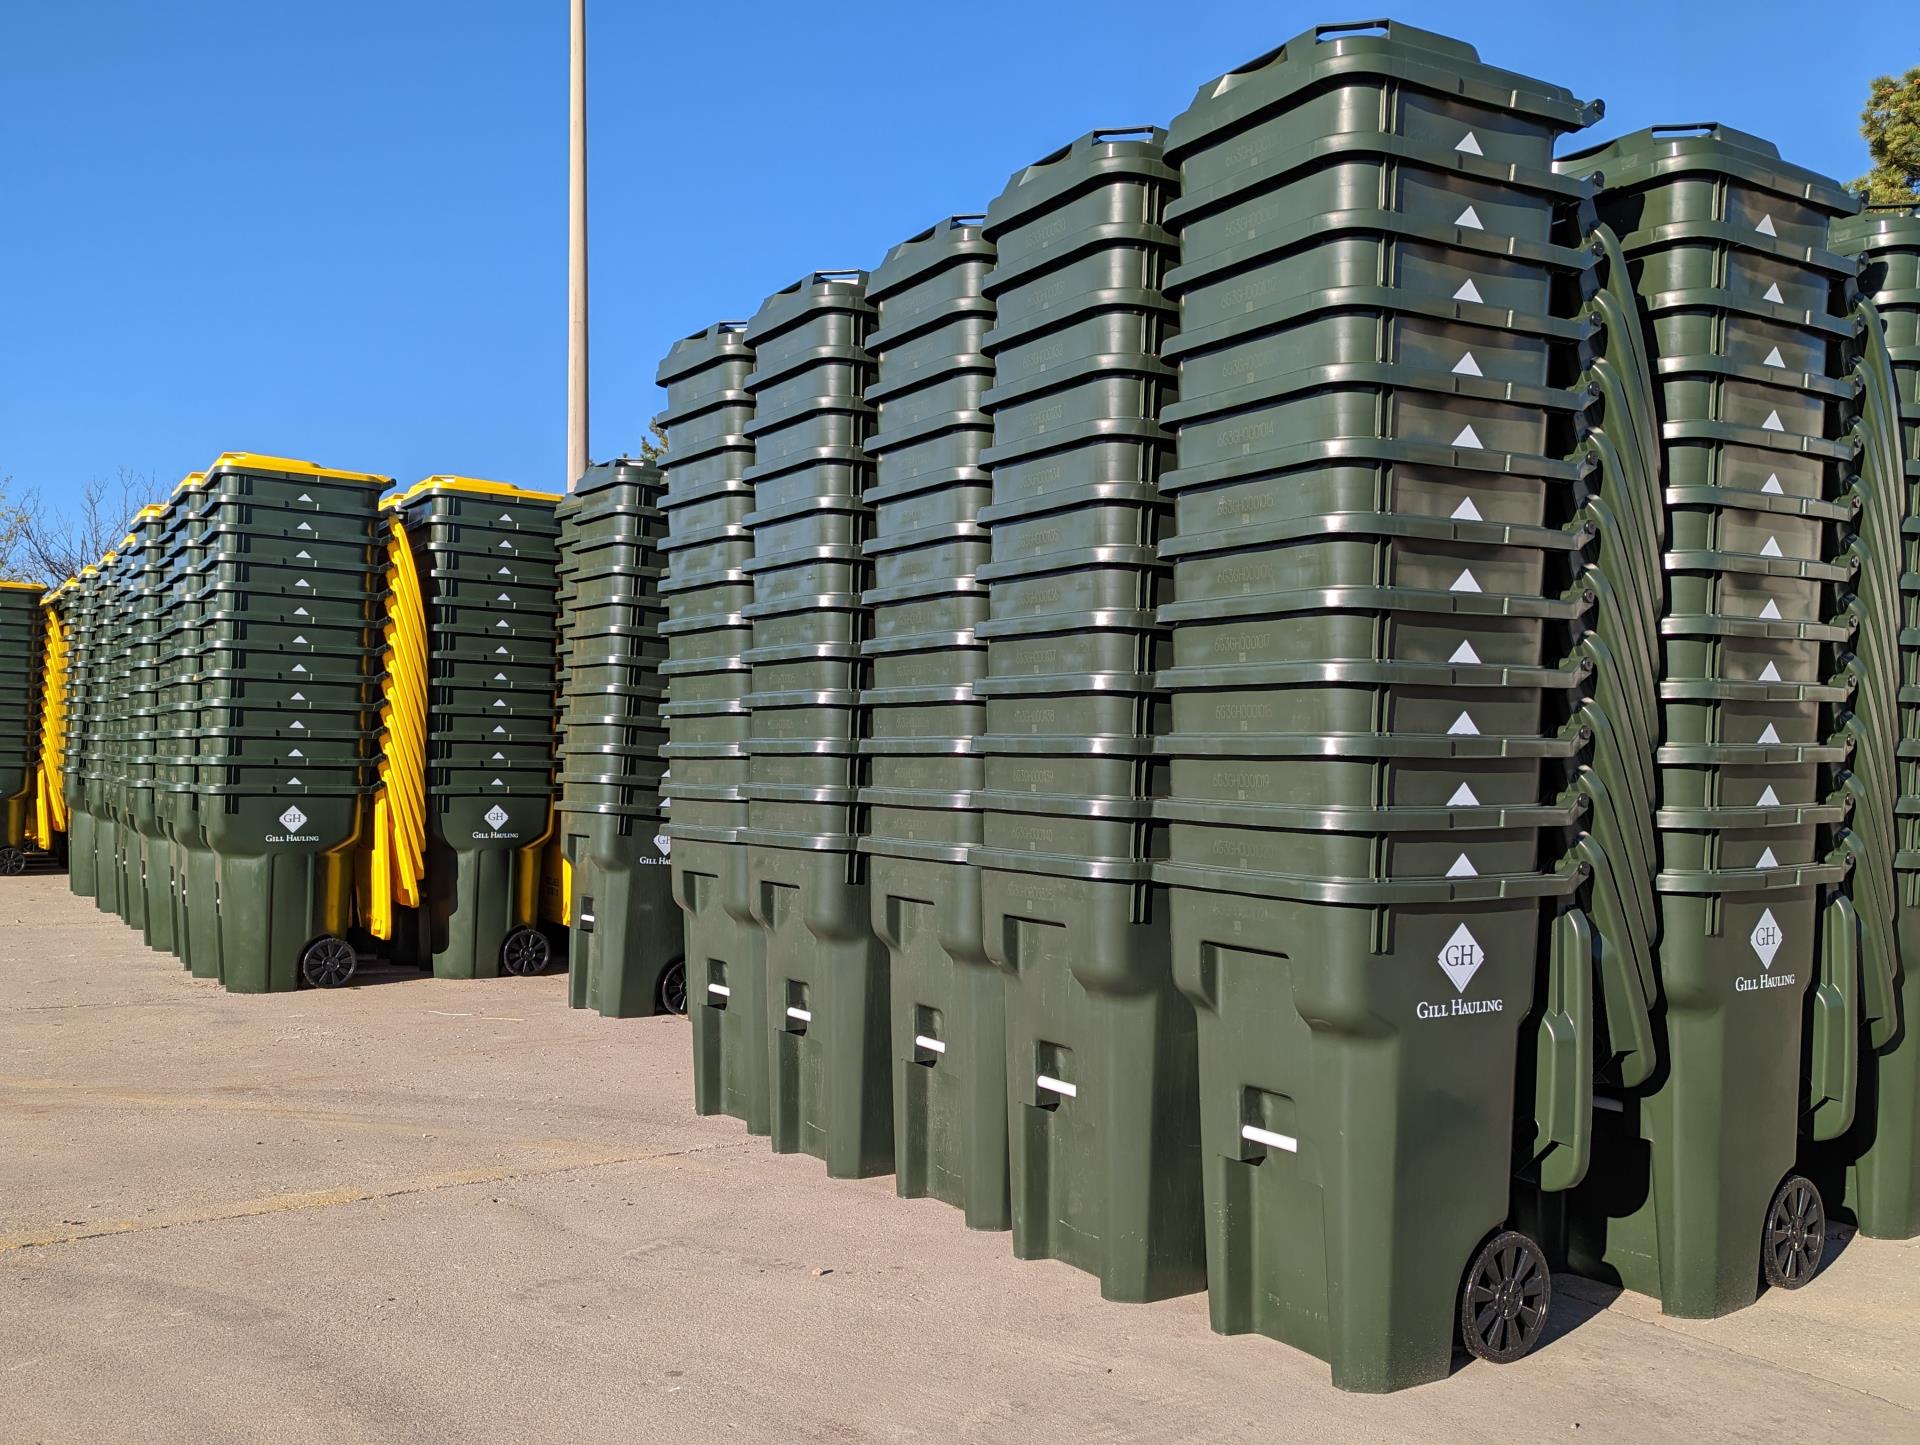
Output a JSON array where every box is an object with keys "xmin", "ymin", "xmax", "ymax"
[
  {"xmin": 1036, "ymin": 1074, "xmax": 1077, "ymax": 1099},
  {"xmin": 786, "ymin": 1006, "xmax": 812, "ymax": 1023},
  {"xmin": 1241, "ymin": 1124, "xmax": 1299, "ymax": 1153},
  {"xmin": 1593, "ymin": 1095, "xmax": 1625, "ymax": 1114},
  {"xmin": 707, "ymin": 982, "xmax": 731, "ymax": 998},
  {"xmin": 914, "ymin": 1035, "xmax": 947, "ymax": 1054}
]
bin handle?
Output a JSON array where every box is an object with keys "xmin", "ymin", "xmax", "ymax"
[
  {"xmin": 1088, "ymin": 127, "xmax": 1160, "ymax": 144},
  {"xmin": 1569, "ymin": 833, "xmax": 1657, "ymax": 1090},
  {"xmin": 1806, "ymin": 891, "xmax": 1860, "ymax": 1142},
  {"xmin": 1533, "ymin": 906, "xmax": 1594, "ymax": 1193},
  {"xmin": 1314, "ymin": 20, "xmax": 1392, "ymax": 40},
  {"xmin": 1649, "ymin": 123, "xmax": 1722, "ymax": 137}
]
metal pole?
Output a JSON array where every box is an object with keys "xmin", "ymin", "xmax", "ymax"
[{"xmin": 566, "ymin": 0, "xmax": 588, "ymax": 490}]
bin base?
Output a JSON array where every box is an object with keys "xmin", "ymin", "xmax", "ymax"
[
  {"xmin": 421, "ymin": 840, "xmax": 537, "ymax": 980},
  {"xmin": 214, "ymin": 846, "xmax": 357, "ymax": 994},
  {"xmin": 871, "ymin": 853, "xmax": 1009, "ymax": 1230},
  {"xmin": 675, "ymin": 838, "xmax": 771, "ymax": 1136},
  {"xmin": 567, "ymin": 833, "xmax": 679, "ymax": 1019},
  {"xmin": 747, "ymin": 843, "xmax": 893, "ymax": 1180},
  {"xmin": 982, "ymin": 867, "xmax": 1205, "ymax": 1304},
  {"xmin": 138, "ymin": 832, "xmax": 175, "ymax": 954},
  {"xmin": 1830, "ymin": 905, "xmax": 1920, "ymax": 1240}
]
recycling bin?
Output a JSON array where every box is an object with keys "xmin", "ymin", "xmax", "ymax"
[{"xmin": 0, "ymin": 580, "xmax": 46, "ymax": 875}]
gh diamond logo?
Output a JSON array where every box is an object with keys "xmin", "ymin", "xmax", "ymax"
[
  {"xmin": 1437, "ymin": 923, "xmax": 1485, "ymax": 994},
  {"xmin": 484, "ymin": 804, "xmax": 510, "ymax": 831},
  {"xmin": 1750, "ymin": 909, "xmax": 1783, "ymax": 969},
  {"xmin": 278, "ymin": 805, "xmax": 308, "ymax": 833},
  {"xmin": 653, "ymin": 833, "xmax": 672, "ymax": 857}
]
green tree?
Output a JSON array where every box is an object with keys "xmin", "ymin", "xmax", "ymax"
[
  {"xmin": 1852, "ymin": 66, "xmax": 1920, "ymax": 207},
  {"xmin": 637, "ymin": 418, "xmax": 669, "ymax": 465}
]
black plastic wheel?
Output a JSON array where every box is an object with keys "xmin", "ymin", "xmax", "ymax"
[
  {"xmin": 0, "ymin": 847, "xmax": 25, "ymax": 876},
  {"xmin": 299, "ymin": 936, "xmax": 357, "ymax": 989},
  {"xmin": 1762, "ymin": 1174, "xmax": 1825, "ymax": 1289},
  {"xmin": 501, "ymin": 928, "xmax": 551, "ymax": 977},
  {"xmin": 1459, "ymin": 1229, "xmax": 1552, "ymax": 1365},
  {"xmin": 658, "ymin": 959, "xmax": 688, "ymax": 1016}
]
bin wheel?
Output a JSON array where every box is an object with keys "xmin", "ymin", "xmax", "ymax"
[
  {"xmin": 1762, "ymin": 1174, "xmax": 1825, "ymax": 1289},
  {"xmin": 657, "ymin": 959, "xmax": 687, "ymax": 1016},
  {"xmin": 299, "ymin": 936, "xmax": 357, "ymax": 989},
  {"xmin": 0, "ymin": 847, "xmax": 24, "ymax": 876},
  {"xmin": 1459, "ymin": 1229, "xmax": 1552, "ymax": 1365},
  {"xmin": 501, "ymin": 927, "xmax": 551, "ymax": 977}
]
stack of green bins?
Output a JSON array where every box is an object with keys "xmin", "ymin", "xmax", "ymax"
[
  {"xmin": 739, "ymin": 272, "xmax": 893, "ymax": 1180},
  {"xmin": 399, "ymin": 477, "xmax": 562, "ymax": 980},
  {"xmin": 85, "ymin": 544, "xmax": 133, "ymax": 919},
  {"xmin": 192, "ymin": 453, "xmax": 387, "ymax": 992},
  {"xmin": 158, "ymin": 472, "xmax": 221, "ymax": 978},
  {"xmin": 857, "ymin": 217, "xmax": 1010, "ymax": 1227},
  {"xmin": 553, "ymin": 485, "xmax": 582, "ymax": 960},
  {"xmin": 1555, "ymin": 127, "xmax": 1873, "ymax": 1316},
  {"xmin": 657, "ymin": 322, "xmax": 771, "ymax": 1135},
  {"xmin": 972, "ymin": 128, "xmax": 1205, "ymax": 1302},
  {"xmin": 554, "ymin": 457, "xmax": 681, "ymax": 1017},
  {"xmin": 58, "ymin": 566, "xmax": 100, "ymax": 898},
  {"xmin": 1155, "ymin": 23, "xmax": 1607, "ymax": 1388},
  {"xmin": 119, "ymin": 506, "xmax": 171, "ymax": 940},
  {"xmin": 1833, "ymin": 207, "xmax": 1920, "ymax": 1241},
  {"xmin": 0, "ymin": 580, "xmax": 46, "ymax": 875}
]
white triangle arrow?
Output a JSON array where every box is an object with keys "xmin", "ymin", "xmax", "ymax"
[
  {"xmin": 493, "ymin": 672, "xmax": 508, "ymax": 681},
  {"xmin": 291, "ymin": 692, "xmax": 306, "ymax": 702},
  {"xmin": 295, "ymin": 578, "xmax": 312, "ymax": 589},
  {"xmin": 496, "ymin": 620, "xmax": 509, "ymax": 630},
  {"xmin": 1454, "ymin": 278, "xmax": 1484, "ymax": 303},
  {"xmin": 1761, "ymin": 536, "xmax": 1784, "ymax": 557},
  {"xmin": 1762, "ymin": 473, "xmax": 1784, "ymax": 495},
  {"xmin": 1453, "ymin": 351, "xmax": 1484, "ymax": 376},
  {"xmin": 1451, "ymin": 640, "xmax": 1482, "ymax": 664},
  {"xmin": 1758, "ymin": 723, "xmax": 1782, "ymax": 744},
  {"xmin": 495, "ymin": 646, "xmax": 510, "ymax": 655},
  {"xmin": 1757, "ymin": 785, "xmax": 1781, "ymax": 806},
  {"xmin": 1455, "ymin": 205, "xmax": 1484, "ymax": 230},
  {"xmin": 290, "ymin": 720, "xmax": 306, "ymax": 730},
  {"xmin": 1757, "ymin": 846, "xmax": 1780, "ymax": 868},
  {"xmin": 1759, "ymin": 661, "xmax": 1783, "ymax": 682},
  {"xmin": 1452, "ymin": 497, "xmax": 1483, "ymax": 521},
  {"xmin": 1453, "ymin": 424, "xmax": 1485, "ymax": 449},
  {"xmin": 297, "ymin": 493, "xmax": 313, "ymax": 504},
  {"xmin": 292, "ymin": 663, "xmax": 308, "ymax": 674},
  {"xmin": 1450, "ymin": 568, "xmax": 1482, "ymax": 594},
  {"xmin": 491, "ymin": 752, "xmax": 506, "ymax": 760},
  {"xmin": 286, "ymin": 777, "xmax": 303, "ymax": 787},
  {"xmin": 498, "ymin": 512, "xmax": 514, "ymax": 523},
  {"xmin": 1764, "ymin": 282, "xmax": 1784, "ymax": 303},
  {"xmin": 493, "ymin": 699, "xmax": 507, "ymax": 709},
  {"xmin": 496, "ymin": 593, "xmax": 512, "ymax": 602},
  {"xmin": 294, "ymin": 606, "xmax": 311, "ymax": 617},
  {"xmin": 1448, "ymin": 711, "xmax": 1480, "ymax": 736},
  {"xmin": 297, "ymin": 521, "xmax": 313, "ymax": 533},
  {"xmin": 1762, "ymin": 410, "xmax": 1784, "ymax": 432},
  {"xmin": 1756, "ymin": 213, "xmax": 1778, "ymax": 236},
  {"xmin": 293, "ymin": 635, "xmax": 308, "ymax": 645},
  {"xmin": 1764, "ymin": 346, "xmax": 1786, "ymax": 368},
  {"xmin": 1758, "ymin": 598, "xmax": 1783, "ymax": 620},
  {"xmin": 296, "ymin": 550, "xmax": 312, "ymax": 560},
  {"xmin": 493, "ymin": 725, "xmax": 507, "ymax": 735},
  {"xmin": 1456, "ymin": 131, "xmax": 1484, "ymax": 156},
  {"xmin": 490, "ymin": 778, "xmax": 505, "ymax": 788},
  {"xmin": 1449, "ymin": 782, "xmax": 1481, "ymax": 806},
  {"xmin": 498, "ymin": 540, "xmax": 515, "ymax": 550},
  {"xmin": 497, "ymin": 566, "xmax": 513, "ymax": 576},
  {"xmin": 1447, "ymin": 853, "xmax": 1479, "ymax": 878}
]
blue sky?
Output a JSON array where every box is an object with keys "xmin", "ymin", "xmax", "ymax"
[{"xmin": 2, "ymin": 1, "xmax": 1914, "ymax": 516}]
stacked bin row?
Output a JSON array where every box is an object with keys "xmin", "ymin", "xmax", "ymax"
[
  {"xmin": 1554, "ymin": 127, "xmax": 1877, "ymax": 1319},
  {"xmin": 27, "ymin": 584, "xmax": 68, "ymax": 863},
  {"xmin": 555, "ymin": 457, "xmax": 681, "ymax": 1018},
  {"xmin": 186, "ymin": 455, "xmax": 388, "ymax": 991},
  {"xmin": 1154, "ymin": 24, "xmax": 1617, "ymax": 1388},
  {"xmin": 0, "ymin": 580, "xmax": 46, "ymax": 874},
  {"xmin": 739, "ymin": 274, "xmax": 893, "ymax": 1178},
  {"xmin": 125, "ymin": 505, "xmax": 174, "ymax": 949},
  {"xmin": 158, "ymin": 474, "xmax": 222, "ymax": 981},
  {"xmin": 1834, "ymin": 208, "xmax": 1920, "ymax": 1241},
  {"xmin": 656, "ymin": 323, "xmax": 773, "ymax": 1133},
  {"xmin": 397, "ymin": 477, "xmax": 563, "ymax": 980},
  {"xmin": 60, "ymin": 561, "xmax": 106, "ymax": 902},
  {"xmin": 972, "ymin": 128, "xmax": 1205, "ymax": 1301},
  {"xmin": 857, "ymin": 218, "xmax": 1009, "ymax": 1226}
]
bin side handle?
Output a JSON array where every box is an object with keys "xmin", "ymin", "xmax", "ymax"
[
  {"xmin": 1533, "ymin": 907, "xmax": 1594, "ymax": 1193},
  {"xmin": 1807, "ymin": 892, "xmax": 1860, "ymax": 1143}
]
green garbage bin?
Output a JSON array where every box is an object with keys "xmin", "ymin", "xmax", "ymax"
[
  {"xmin": 972, "ymin": 125, "xmax": 1206, "ymax": 1303},
  {"xmin": 397, "ymin": 476, "xmax": 563, "ymax": 980},
  {"xmin": 122, "ymin": 503, "xmax": 177, "ymax": 949},
  {"xmin": 1155, "ymin": 23, "xmax": 1626, "ymax": 1388},
  {"xmin": 1555, "ymin": 124, "xmax": 1868, "ymax": 1317},
  {"xmin": 1828, "ymin": 207, "xmax": 1920, "ymax": 1241},
  {"xmin": 189, "ymin": 452, "xmax": 388, "ymax": 992},
  {"xmin": 85, "ymin": 545, "xmax": 133, "ymax": 921},
  {"xmin": 659, "ymin": 321, "xmax": 773, "ymax": 1136},
  {"xmin": 555, "ymin": 456, "xmax": 681, "ymax": 1018},
  {"xmin": 156, "ymin": 471, "xmax": 222, "ymax": 975},
  {"xmin": 0, "ymin": 579, "xmax": 46, "ymax": 875},
  {"xmin": 858, "ymin": 216, "xmax": 1012, "ymax": 1228},
  {"xmin": 735, "ymin": 271, "xmax": 893, "ymax": 1181}
]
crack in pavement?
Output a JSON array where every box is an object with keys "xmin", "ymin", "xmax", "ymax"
[{"xmin": 0, "ymin": 1138, "xmax": 758, "ymax": 1258}]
